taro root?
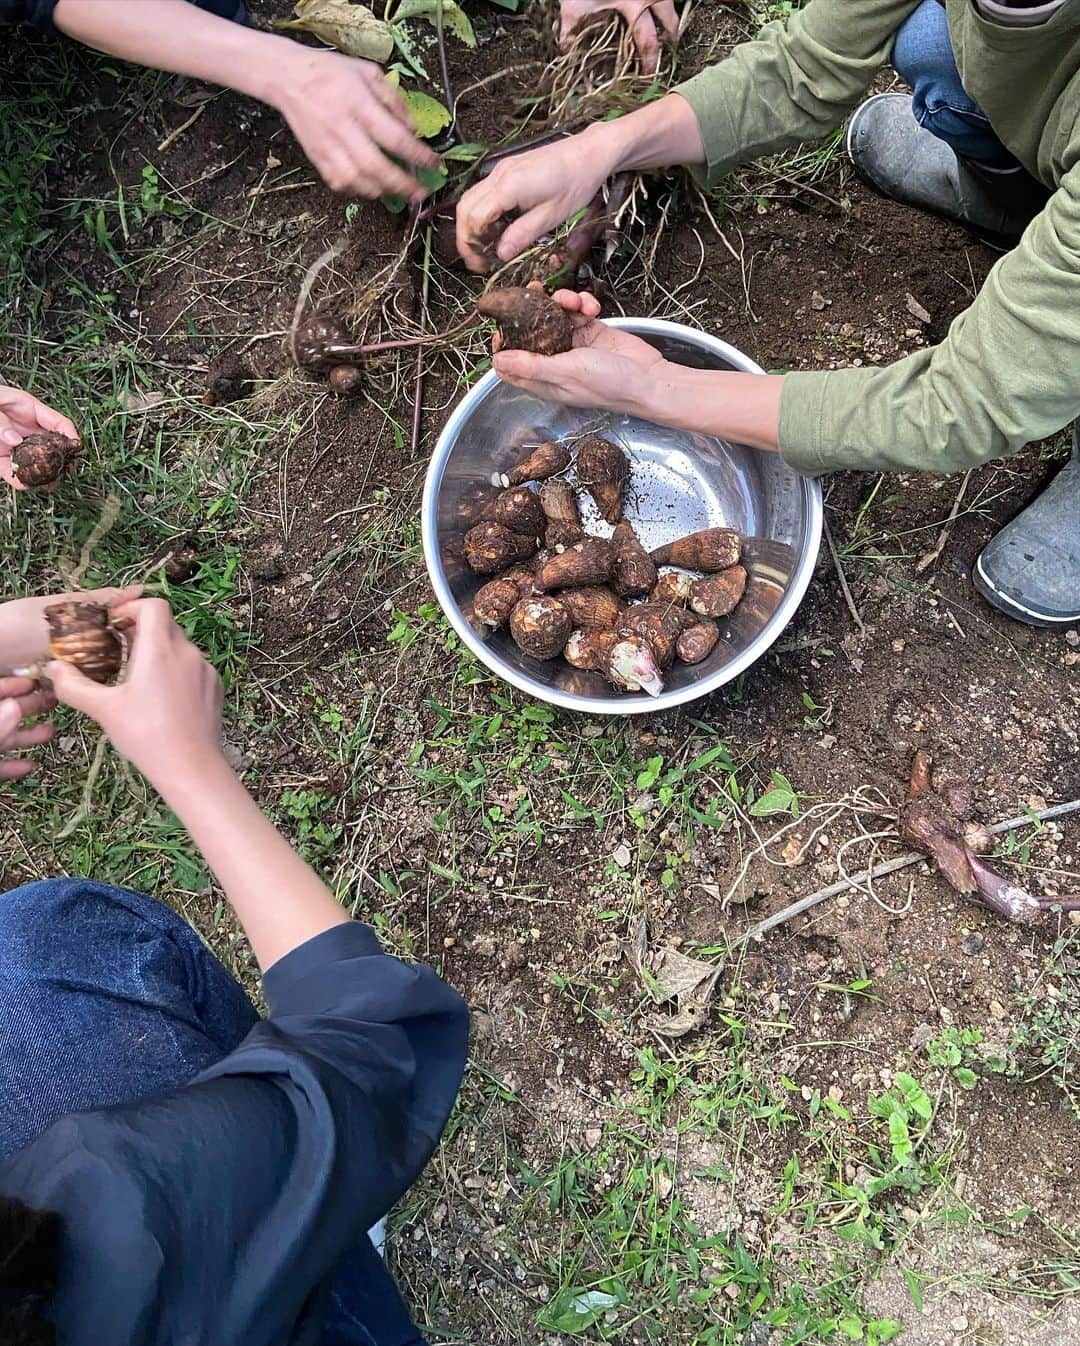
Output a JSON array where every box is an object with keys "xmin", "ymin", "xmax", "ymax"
[
  {"xmin": 203, "ymin": 352, "xmax": 251, "ymax": 405},
  {"xmin": 12, "ymin": 432, "xmax": 80, "ymax": 488},
  {"xmin": 651, "ymin": 527, "xmax": 741, "ymax": 573},
  {"xmin": 576, "ymin": 436, "xmax": 629, "ymax": 525},
  {"xmin": 293, "ymin": 312, "xmax": 351, "ymax": 373},
  {"xmin": 677, "ymin": 618, "xmax": 720, "ymax": 665},
  {"xmin": 476, "ymin": 286, "xmax": 573, "ymax": 356},
  {"xmin": 690, "ymin": 565, "xmax": 748, "ymax": 619},
  {"xmin": 535, "ymin": 537, "xmax": 614, "ymax": 592},
  {"xmin": 558, "ymin": 585, "xmax": 623, "ymax": 630},
  {"xmin": 539, "ymin": 477, "xmax": 584, "ymax": 549},
  {"xmin": 901, "ymin": 749, "xmax": 1080, "ymax": 922},
  {"xmin": 463, "ymin": 522, "xmax": 539, "ymax": 575},
  {"xmin": 473, "ymin": 567, "xmax": 534, "ymax": 627},
  {"xmin": 328, "ymin": 364, "xmax": 364, "ymax": 398},
  {"xmin": 496, "ymin": 441, "xmax": 572, "ymax": 489},
  {"xmin": 611, "ymin": 522, "xmax": 657, "ymax": 599},
  {"xmin": 154, "ymin": 534, "xmax": 200, "ymax": 584},
  {"xmin": 457, "ymin": 484, "xmax": 502, "ymax": 527},
  {"xmin": 545, "ymin": 520, "xmax": 586, "ymax": 550},
  {"xmin": 44, "ymin": 601, "xmax": 125, "ymax": 684},
  {"xmin": 618, "ymin": 602, "xmax": 681, "ymax": 669},
  {"xmin": 564, "ymin": 627, "xmax": 618, "ymax": 671},
  {"xmin": 651, "ymin": 571, "xmax": 694, "ymax": 607},
  {"xmin": 509, "ymin": 595, "xmax": 572, "ymax": 661},
  {"xmin": 600, "ymin": 635, "xmax": 664, "ymax": 698},
  {"xmin": 485, "ymin": 486, "xmax": 545, "ymax": 539}
]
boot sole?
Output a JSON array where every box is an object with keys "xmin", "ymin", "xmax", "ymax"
[{"xmin": 972, "ymin": 554, "xmax": 1079, "ymax": 627}]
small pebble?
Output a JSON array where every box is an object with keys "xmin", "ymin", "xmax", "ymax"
[{"xmin": 963, "ymin": 933, "xmax": 985, "ymax": 955}]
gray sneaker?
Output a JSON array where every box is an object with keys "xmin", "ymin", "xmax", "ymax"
[
  {"xmin": 844, "ymin": 93, "xmax": 1044, "ymax": 249},
  {"xmin": 973, "ymin": 439, "xmax": 1080, "ymax": 627}
]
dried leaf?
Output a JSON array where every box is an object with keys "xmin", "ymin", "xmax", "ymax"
[
  {"xmin": 394, "ymin": 0, "xmax": 477, "ymax": 47},
  {"xmin": 275, "ymin": 0, "xmax": 394, "ymax": 63},
  {"xmin": 625, "ymin": 923, "xmax": 722, "ymax": 1039}
]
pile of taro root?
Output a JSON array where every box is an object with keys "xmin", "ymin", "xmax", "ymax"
[{"xmin": 459, "ymin": 436, "xmax": 748, "ymax": 697}]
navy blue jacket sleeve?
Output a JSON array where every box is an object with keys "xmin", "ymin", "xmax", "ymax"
[
  {"xmin": 0, "ymin": 923, "xmax": 469, "ymax": 1346},
  {"xmin": 1, "ymin": 0, "xmax": 60, "ymax": 32}
]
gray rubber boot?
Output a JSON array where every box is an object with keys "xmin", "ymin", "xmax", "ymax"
[
  {"xmin": 844, "ymin": 93, "xmax": 1045, "ymax": 249},
  {"xmin": 972, "ymin": 435, "xmax": 1080, "ymax": 627}
]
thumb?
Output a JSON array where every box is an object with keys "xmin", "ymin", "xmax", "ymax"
[
  {"xmin": 493, "ymin": 350, "xmax": 542, "ymax": 380},
  {"xmin": 46, "ymin": 660, "xmax": 111, "ymax": 719}
]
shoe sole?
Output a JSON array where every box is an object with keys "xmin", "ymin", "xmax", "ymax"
[
  {"xmin": 972, "ymin": 554, "xmax": 1079, "ymax": 627},
  {"xmin": 844, "ymin": 94, "xmax": 1015, "ymax": 253}
]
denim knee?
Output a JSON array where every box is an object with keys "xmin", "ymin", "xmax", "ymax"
[{"xmin": 892, "ymin": 0, "xmax": 1016, "ymax": 168}]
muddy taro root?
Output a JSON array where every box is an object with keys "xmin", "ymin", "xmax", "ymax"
[
  {"xmin": 611, "ymin": 522, "xmax": 657, "ymax": 599},
  {"xmin": 328, "ymin": 364, "xmax": 364, "ymax": 398},
  {"xmin": 576, "ymin": 436, "xmax": 629, "ymax": 525},
  {"xmin": 564, "ymin": 627, "xmax": 618, "ymax": 671},
  {"xmin": 535, "ymin": 537, "xmax": 614, "ymax": 592},
  {"xmin": 618, "ymin": 603, "xmax": 681, "ymax": 669},
  {"xmin": 473, "ymin": 567, "xmax": 534, "ymax": 627},
  {"xmin": 690, "ymin": 565, "xmax": 748, "ymax": 618},
  {"xmin": 464, "ymin": 521, "xmax": 539, "ymax": 575},
  {"xmin": 154, "ymin": 534, "xmax": 200, "ymax": 584},
  {"xmin": 485, "ymin": 486, "xmax": 545, "ymax": 539},
  {"xmin": 558, "ymin": 585, "xmax": 622, "ymax": 630},
  {"xmin": 677, "ymin": 617, "xmax": 720, "ymax": 665},
  {"xmin": 293, "ymin": 312, "xmax": 351, "ymax": 373},
  {"xmin": 476, "ymin": 286, "xmax": 574, "ymax": 356},
  {"xmin": 45, "ymin": 601, "xmax": 125, "ymax": 684},
  {"xmin": 496, "ymin": 440, "xmax": 572, "ymax": 489},
  {"xmin": 12, "ymin": 432, "xmax": 80, "ymax": 488},
  {"xmin": 203, "ymin": 352, "xmax": 251, "ymax": 405},
  {"xmin": 600, "ymin": 634, "xmax": 664, "ymax": 697},
  {"xmin": 509, "ymin": 595, "xmax": 573, "ymax": 660},
  {"xmin": 651, "ymin": 527, "xmax": 741, "ymax": 572},
  {"xmin": 651, "ymin": 571, "xmax": 694, "ymax": 607},
  {"xmin": 539, "ymin": 478, "xmax": 584, "ymax": 550}
]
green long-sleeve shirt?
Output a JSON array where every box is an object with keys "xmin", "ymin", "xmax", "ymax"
[{"xmin": 676, "ymin": 0, "xmax": 1080, "ymax": 475}]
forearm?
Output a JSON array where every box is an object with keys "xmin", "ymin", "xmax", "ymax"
[
  {"xmin": 636, "ymin": 367, "xmax": 784, "ymax": 453},
  {"xmin": 52, "ymin": 0, "xmax": 290, "ymax": 104},
  {"xmin": 153, "ymin": 750, "xmax": 350, "ymax": 972},
  {"xmin": 590, "ymin": 93, "xmax": 707, "ymax": 174}
]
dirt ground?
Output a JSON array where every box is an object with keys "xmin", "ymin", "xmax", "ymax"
[{"xmin": 4, "ymin": 0, "xmax": 1079, "ymax": 1341}]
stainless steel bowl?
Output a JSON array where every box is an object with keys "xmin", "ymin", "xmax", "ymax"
[{"xmin": 422, "ymin": 318, "xmax": 822, "ymax": 715}]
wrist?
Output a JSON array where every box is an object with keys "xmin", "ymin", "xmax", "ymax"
[
  {"xmin": 580, "ymin": 120, "xmax": 633, "ymax": 180},
  {"xmin": 142, "ymin": 741, "xmax": 235, "ymax": 804}
]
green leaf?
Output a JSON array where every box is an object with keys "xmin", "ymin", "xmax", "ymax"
[
  {"xmin": 749, "ymin": 771, "xmax": 799, "ymax": 818},
  {"xmin": 394, "ymin": 0, "xmax": 476, "ymax": 47},
  {"xmin": 275, "ymin": 0, "xmax": 395, "ymax": 62},
  {"xmin": 635, "ymin": 755, "xmax": 664, "ymax": 791},
  {"xmin": 903, "ymin": 1267, "xmax": 925, "ymax": 1311},
  {"xmin": 953, "ymin": 1066, "xmax": 978, "ymax": 1090},
  {"xmin": 403, "ymin": 89, "xmax": 452, "ymax": 139},
  {"xmin": 538, "ymin": 1287, "xmax": 623, "ymax": 1333}
]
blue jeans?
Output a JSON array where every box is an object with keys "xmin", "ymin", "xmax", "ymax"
[
  {"xmin": 0, "ymin": 878, "xmax": 424, "ymax": 1346},
  {"xmin": 893, "ymin": 0, "xmax": 1017, "ymax": 170}
]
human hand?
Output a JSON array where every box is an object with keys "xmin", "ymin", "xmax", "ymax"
[
  {"xmin": 273, "ymin": 47, "xmax": 440, "ymax": 200},
  {"xmin": 0, "ymin": 586, "xmax": 142, "ymax": 676},
  {"xmin": 560, "ymin": 0, "xmax": 679, "ymax": 69},
  {"xmin": 456, "ymin": 129, "xmax": 622, "ymax": 272},
  {"xmin": 492, "ymin": 290, "xmax": 667, "ymax": 413},
  {"xmin": 0, "ymin": 385, "xmax": 79, "ymax": 492},
  {"xmin": 46, "ymin": 598, "xmax": 224, "ymax": 789},
  {"xmin": 0, "ymin": 677, "xmax": 57, "ymax": 781}
]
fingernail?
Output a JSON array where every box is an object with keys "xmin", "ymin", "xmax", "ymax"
[{"xmin": 0, "ymin": 429, "xmax": 20, "ymax": 447}]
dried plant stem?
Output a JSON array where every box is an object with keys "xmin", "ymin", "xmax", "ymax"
[
  {"xmin": 324, "ymin": 310, "xmax": 479, "ymax": 361},
  {"xmin": 823, "ymin": 515, "xmax": 866, "ymax": 636},
  {"xmin": 737, "ymin": 797, "xmax": 1080, "ymax": 946}
]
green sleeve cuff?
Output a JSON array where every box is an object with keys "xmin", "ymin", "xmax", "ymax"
[
  {"xmin": 777, "ymin": 371, "xmax": 834, "ymax": 477},
  {"xmin": 673, "ymin": 70, "xmax": 743, "ymax": 188}
]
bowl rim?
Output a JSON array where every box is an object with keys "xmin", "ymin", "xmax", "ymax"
[{"xmin": 422, "ymin": 317, "xmax": 823, "ymax": 716}]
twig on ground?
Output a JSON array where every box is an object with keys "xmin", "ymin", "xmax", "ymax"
[
  {"xmin": 157, "ymin": 103, "xmax": 206, "ymax": 153},
  {"xmin": 915, "ymin": 468, "xmax": 973, "ymax": 574},
  {"xmin": 736, "ymin": 797, "xmax": 1080, "ymax": 946},
  {"xmin": 823, "ymin": 515, "xmax": 866, "ymax": 636},
  {"xmin": 288, "ymin": 239, "xmax": 348, "ymax": 366}
]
